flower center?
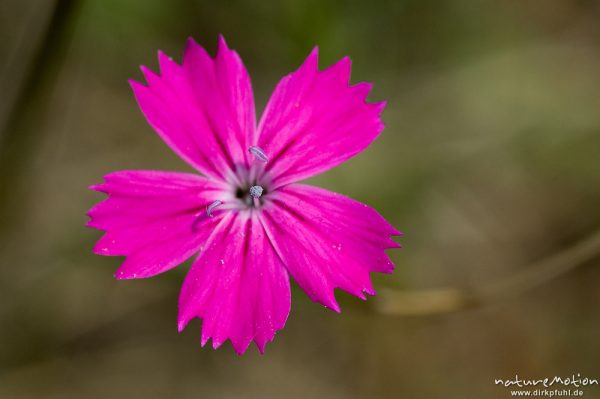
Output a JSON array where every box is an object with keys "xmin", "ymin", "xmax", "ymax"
[
  {"xmin": 200, "ymin": 146, "xmax": 270, "ymax": 223},
  {"xmin": 235, "ymin": 184, "xmax": 267, "ymax": 207}
]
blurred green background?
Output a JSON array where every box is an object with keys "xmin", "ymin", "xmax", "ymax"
[{"xmin": 1, "ymin": 0, "xmax": 599, "ymax": 398}]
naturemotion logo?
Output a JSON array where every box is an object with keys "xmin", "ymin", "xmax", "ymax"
[{"xmin": 494, "ymin": 374, "xmax": 598, "ymax": 397}]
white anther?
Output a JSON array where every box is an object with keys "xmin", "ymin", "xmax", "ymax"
[
  {"xmin": 249, "ymin": 186, "xmax": 263, "ymax": 199},
  {"xmin": 206, "ymin": 200, "xmax": 223, "ymax": 217},
  {"xmin": 248, "ymin": 146, "xmax": 268, "ymax": 162}
]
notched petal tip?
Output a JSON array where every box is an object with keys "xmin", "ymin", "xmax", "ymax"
[
  {"xmin": 85, "ymin": 215, "xmax": 103, "ymax": 230},
  {"xmin": 183, "ymin": 36, "xmax": 207, "ymax": 61},
  {"xmin": 200, "ymin": 331, "xmax": 210, "ymax": 347},
  {"xmin": 139, "ymin": 65, "xmax": 160, "ymax": 86},
  {"xmin": 88, "ymin": 183, "xmax": 105, "ymax": 192},
  {"xmin": 158, "ymin": 50, "xmax": 180, "ymax": 74},
  {"xmin": 322, "ymin": 294, "xmax": 341, "ymax": 313},
  {"xmin": 256, "ymin": 342, "xmax": 266, "ymax": 355},
  {"xmin": 185, "ymin": 36, "xmax": 198, "ymax": 48},
  {"xmin": 183, "ymin": 37, "xmax": 197, "ymax": 58},
  {"xmin": 231, "ymin": 338, "xmax": 253, "ymax": 356},
  {"xmin": 157, "ymin": 49, "xmax": 170, "ymax": 61},
  {"xmin": 200, "ymin": 336, "xmax": 253, "ymax": 356},
  {"xmin": 375, "ymin": 100, "xmax": 387, "ymax": 112},
  {"xmin": 326, "ymin": 55, "xmax": 352, "ymax": 83},
  {"xmin": 211, "ymin": 338, "xmax": 224, "ymax": 350},
  {"xmin": 128, "ymin": 78, "xmax": 147, "ymax": 94},
  {"xmin": 299, "ymin": 46, "xmax": 319, "ymax": 72},
  {"xmin": 128, "ymin": 77, "xmax": 142, "ymax": 87},
  {"xmin": 387, "ymin": 239, "xmax": 402, "ymax": 249},
  {"xmin": 310, "ymin": 46, "xmax": 319, "ymax": 61},
  {"xmin": 352, "ymin": 82, "xmax": 373, "ymax": 98},
  {"xmin": 217, "ymin": 34, "xmax": 229, "ymax": 51},
  {"xmin": 177, "ymin": 310, "xmax": 193, "ymax": 333}
]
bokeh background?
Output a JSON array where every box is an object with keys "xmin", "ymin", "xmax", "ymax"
[{"xmin": 1, "ymin": 1, "xmax": 599, "ymax": 398}]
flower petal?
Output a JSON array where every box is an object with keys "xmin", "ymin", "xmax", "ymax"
[
  {"xmin": 256, "ymin": 48, "xmax": 385, "ymax": 187},
  {"xmin": 87, "ymin": 170, "xmax": 226, "ymax": 279},
  {"xmin": 130, "ymin": 36, "xmax": 256, "ymax": 181},
  {"xmin": 261, "ymin": 184, "xmax": 400, "ymax": 311},
  {"xmin": 178, "ymin": 213, "xmax": 291, "ymax": 354}
]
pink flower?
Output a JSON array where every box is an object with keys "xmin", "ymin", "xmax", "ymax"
[{"xmin": 87, "ymin": 36, "xmax": 401, "ymax": 354}]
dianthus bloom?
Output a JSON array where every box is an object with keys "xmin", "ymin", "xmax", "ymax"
[{"xmin": 87, "ymin": 36, "xmax": 400, "ymax": 354}]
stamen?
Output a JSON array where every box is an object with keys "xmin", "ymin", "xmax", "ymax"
[
  {"xmin": 249, "ymin": 185, "xmax": 263, "ymax": 199},
  {"xmin": 248, "ymin": 146, "xmax": 268, "ymax": 162},
  {"xmin": 206, "ymin": 200, "xmax": 223, "ymax": 217}
]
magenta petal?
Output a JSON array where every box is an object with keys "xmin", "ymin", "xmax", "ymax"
[
  {"xmin": 257, "ymin": 48, "xmax": 386, "ymax": 187},
  {"xmin": 261, "ymin": 184, "xmax": 400, "ymax": 311},
  {"xmin": 87, "ymin": 170, "xmax": 225, "ymax": 279},
  {"xmin": 178, "ymin": 213, "xmax": 291, "ymax": 354},
  {"xmin": 130, "ymin": 36, "xmax": 256, "ymax": 181}
]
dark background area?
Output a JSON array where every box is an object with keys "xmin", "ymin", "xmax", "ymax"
[{"xmin": 1, "ymin": 1, "xmax": 599, "ymax": 398}]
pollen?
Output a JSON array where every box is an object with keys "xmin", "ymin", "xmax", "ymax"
[
  {"xmin": 206, "ymin": 200, "xmax": 223, "ymax": 217},
  {"xmin": 248, "ymin": 146, "xmax": 268, "ymax": 162},
  {"xmin": 249, "ymin": 185, "xmax": 263, "ymax": 199}
]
